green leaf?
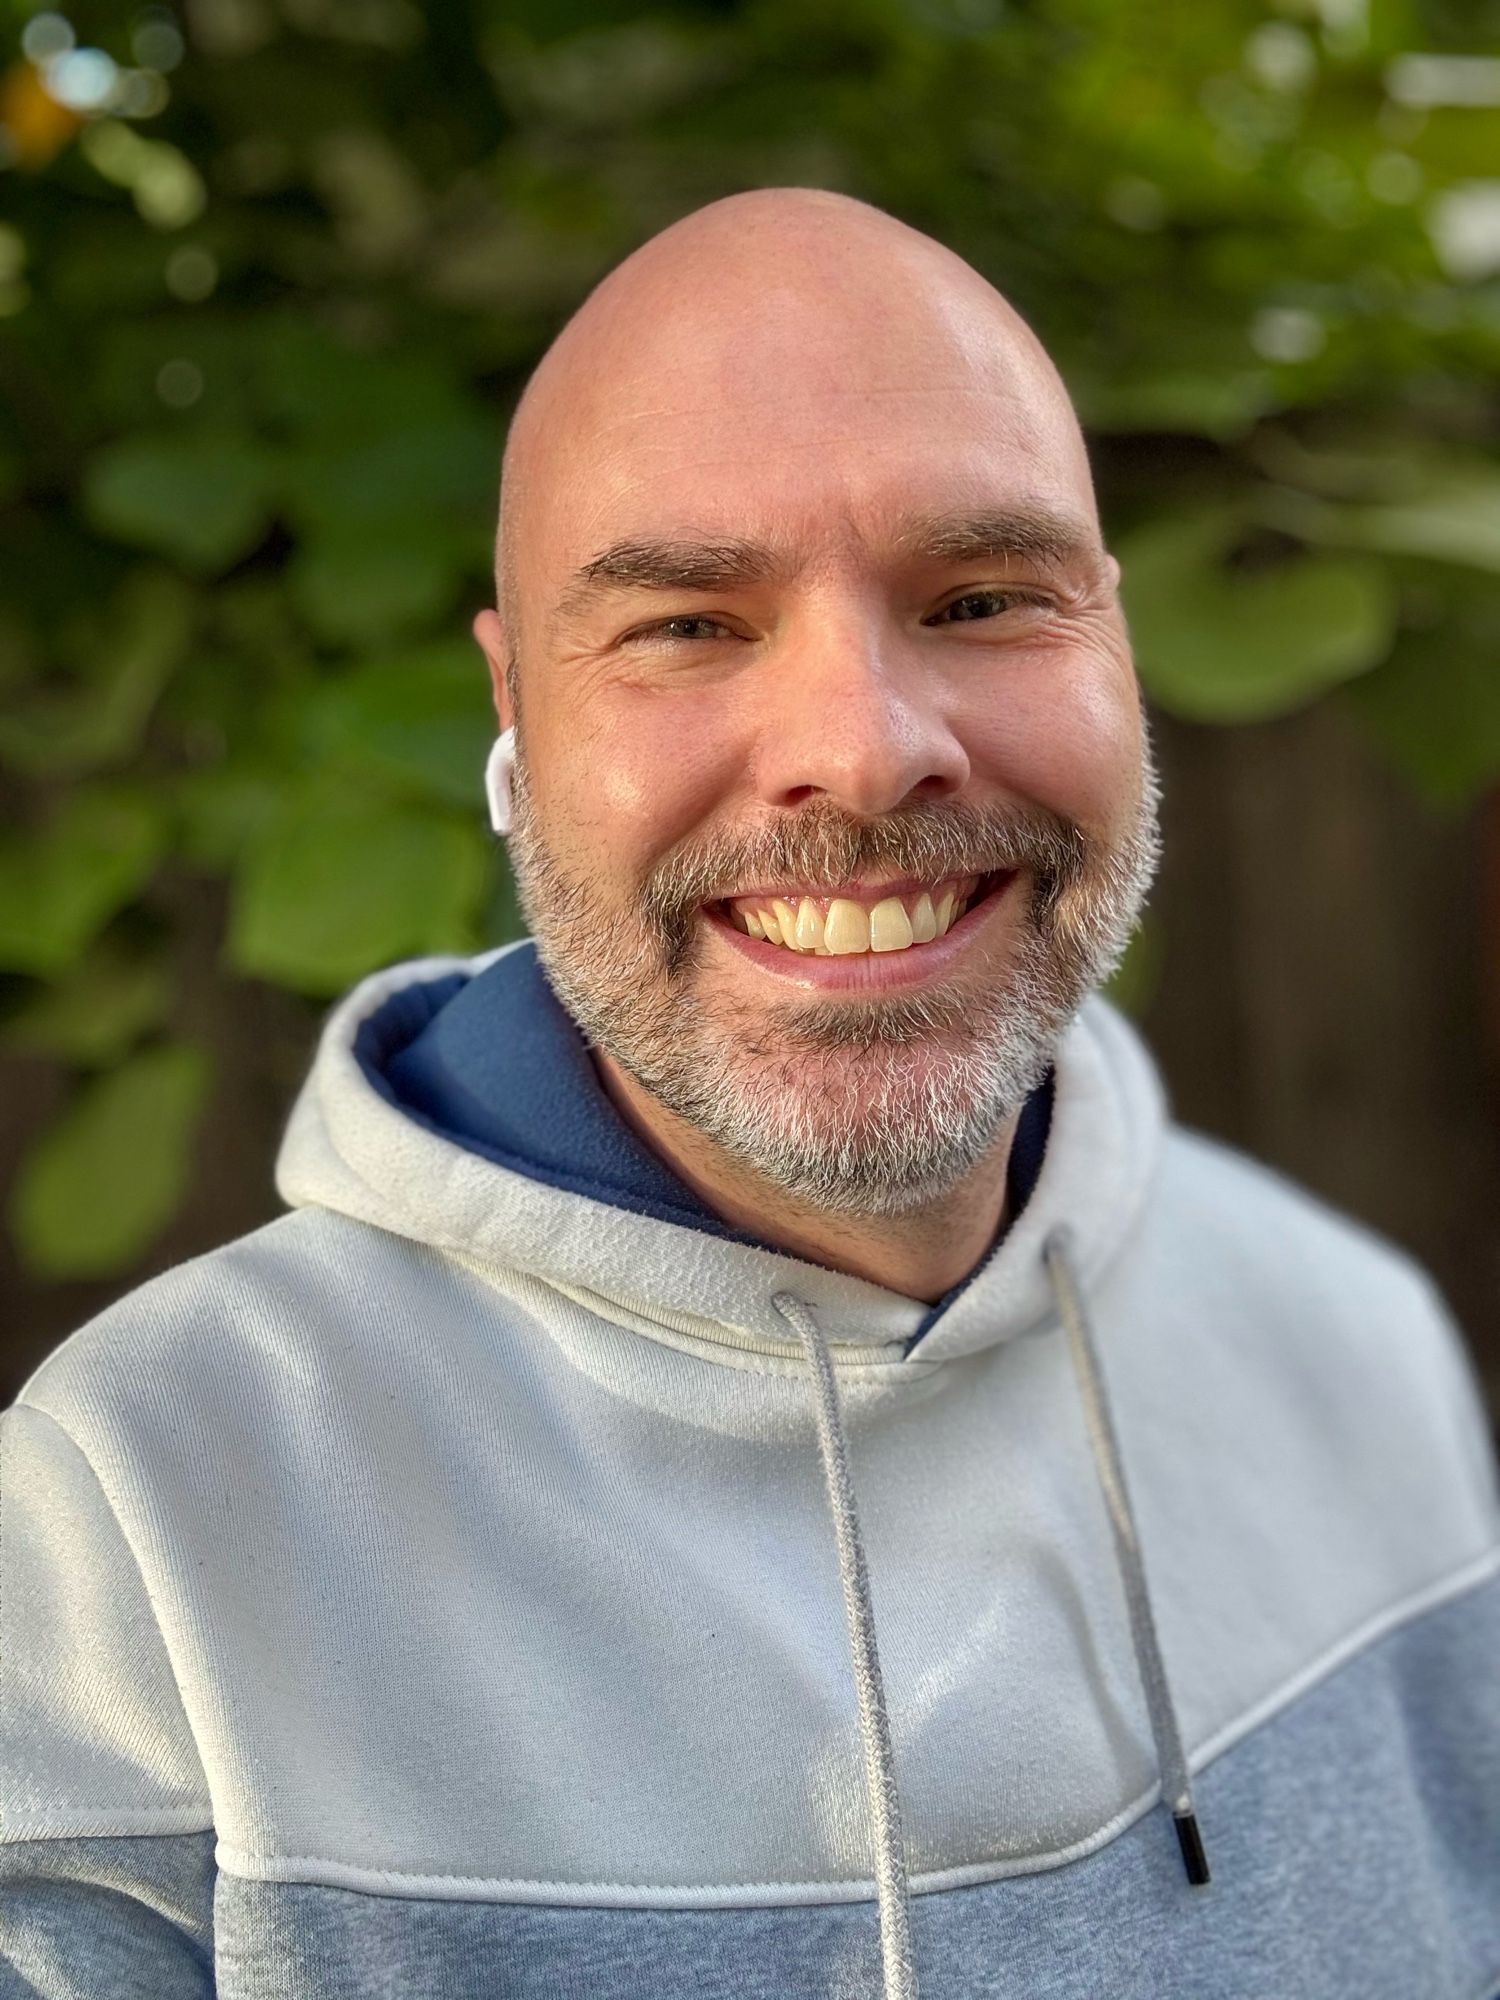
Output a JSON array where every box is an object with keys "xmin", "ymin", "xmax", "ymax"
[
  {"xmin": 281, "ymin": 419, "xmax": 497, "ymax": 535},
  {"xmin": 1118, "ymin": 514, "xmax": 1397, "ymax": 723},
  {"xmin": 81, "ymin": 431, "xmax": 279, "ymax": 571},
  {"xmin": 1341, "ymin": 616, "xmax": 1500, "ymax": 810},
  {"xmin": 301, "ymin": 640, "xmax": 495, "ymax": 806},
  {"xmin": 7, "ymin": 1041, "xmax": 210, "ymax": 1279},
  {"xmin": 0, "ymin": 939, "xmax": 171, "ymax": 1065},
  {"xmin": 170, "ymin": 763, "xmax": 284, "ymax": 871},
  {"xmin": 0, "ymin": 568, "xmax": 193, "ymax": 779},
  {"xmin": 0, "ymin": 788, "xmax": 167, "ymax": 977},
  {"xmin": 226, "ymin": 783, "xmax": 492, "ymax": 994},
  {"xmin": 256, "ymin": 323, "xmax": 472, "ymax": 440},
  {"xmin": 1284, "ymin": 469, "xmax": 1500, "ymax": 576},
  {"xmin": 276, "ymin": 417, "xmax": 494, "ymax": 644},
  {"xmin": 285, "ymin": 531, "xmax": 463, "ymax": 646}
]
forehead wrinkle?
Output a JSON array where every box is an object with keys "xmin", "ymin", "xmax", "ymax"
[{"xmin": 589, "ymin": 379, "xmax": 1050, "ymax": 427}]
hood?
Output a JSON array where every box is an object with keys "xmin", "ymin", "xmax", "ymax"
[
  {"xmin": 275, "ymin": 939, "xmax": 1168, "ymax": 1369},
  {"xmin": 274, "ymin": 939, "xmax": 1207, "ymax": 1995}
]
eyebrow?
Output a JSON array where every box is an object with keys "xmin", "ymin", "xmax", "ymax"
[
  {"xmin": 893, "ymin": 505, "xmax": 1105, "ymax": 575},
  {"xmin": 552, "ymin": 505, "xmax": 1104, "ymax": 626},
  {"xmin": 553, "ymin": 539, "xmax": 790, "ymax": 624}
]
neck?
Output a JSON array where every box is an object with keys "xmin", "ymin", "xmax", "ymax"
[{"xmin": 592, "ymin": 1053, "xmax": 1017, "ymax": 1303}]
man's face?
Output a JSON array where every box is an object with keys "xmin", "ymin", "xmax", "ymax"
[{"xmin": 496, "ymin": 268, "xmax": 1160, "ymax": 1215}]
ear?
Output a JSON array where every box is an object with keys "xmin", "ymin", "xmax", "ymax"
[{"xmin": 472, "ymin": 608, "xmax": 514, "ymax": 731}]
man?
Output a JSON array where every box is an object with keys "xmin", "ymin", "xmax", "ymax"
[{"xmin": 2, "ymin": 189, "xmax": 1497, "ymax": 2000}]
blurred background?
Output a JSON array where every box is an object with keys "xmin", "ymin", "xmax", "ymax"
[{"xmin": 1, "ymin": 0, "xmax": 1497, "ymax": 1420}]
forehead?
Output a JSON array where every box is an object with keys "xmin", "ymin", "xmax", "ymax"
[
  {"xmin": 515, "ymin": 278, "xmax": 1098, "ymax": 602},
  {"xmin": 537, "ymin": 396, "xmax": 1095, "ymax": 613}
]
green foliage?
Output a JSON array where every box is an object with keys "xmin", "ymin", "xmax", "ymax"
[
  {"xmin": 1119, "ymin": 512, "xmax": 1396, "ymax": 722},
  {"xmin": 81, "ymin": 431, "xmax": 280, "ymax": 570},
  {"xmin": 6, "ymin": 1040, "xmax": 210, "ymax": 1278},
  {"xmin": 1342, "ymin": 576, "xmax": 1500, "ymax": 803},
  {"xmin": 228, "ymin": 778, "xmax": 491, "ymax": 994},
  {"xmin": 0, "ymin": 787, "xmax": 166, "ymax": 976},
  {"xmin": 297, "ymin": 640, "xmax": 497, "ymax": 808},
  {"xmin": 0, "ymin": 567, "xmax": 192, "ymax": 776},
  {"xmin": 1, "ymin": 0, "xmax": 1498, "ymax": 1276},
  {"xmin": 0, "ymin": 936, "xmax": 170, "ymax": 1065}
]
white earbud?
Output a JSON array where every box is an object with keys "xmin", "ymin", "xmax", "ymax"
[{"xmin": 484, "ymin": 727, "xmax": 516, "ymax": 836}]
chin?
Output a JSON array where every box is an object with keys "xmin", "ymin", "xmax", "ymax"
[{"xmin": 683, "ymin": 1032, "xmax": 1017, "ymax": 1199}]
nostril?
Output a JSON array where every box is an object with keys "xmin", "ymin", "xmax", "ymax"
[{"xmin": 907, "ymin": 773, "xmax": 962, "ymax": 804}]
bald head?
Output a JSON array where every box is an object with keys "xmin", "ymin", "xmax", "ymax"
[{"xmin": 493, "ymin": 187, "xmax": 1097, "ymax": 671}]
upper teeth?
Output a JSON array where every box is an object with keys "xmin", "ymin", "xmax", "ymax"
[{"xmin": 724, "ymin": 877, "xmax": 981, "ymax": 954}]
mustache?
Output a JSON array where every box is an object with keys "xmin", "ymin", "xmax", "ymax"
[{"xmin": 640, "ymin": 797, "xmax": 1090, "ymax": 962}]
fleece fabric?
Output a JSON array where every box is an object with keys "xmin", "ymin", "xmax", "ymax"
[{"xmin": 3, "ymin": 936, "xmax": 1499, "ymax": 2000}]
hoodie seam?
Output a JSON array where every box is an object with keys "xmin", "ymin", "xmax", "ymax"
[
  {"xmin": 214, "ymin": 1546, "xmax": 1500, "ymax": 1908},
  {"xmin": 446, "ymin": 1252, "xmax": 935, "ymax": 1378}
]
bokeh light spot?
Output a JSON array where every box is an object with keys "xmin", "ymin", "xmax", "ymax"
[
  {"xmin": 131, "ymin": 11, "xmax": 186, "ymax": 72},
  {"xmin": 1249, "ymin": 306, "xmax": 1326, "ymax": 363},
  {"xmin": 20, "ymin": 12, "xmax": 75, "ymax": 63},
  {"xmin": 156, "ymin": 356, "xmax": 204, "ymax": 406},
  {"xmin": 165, "ymin": 243, "xmax": 218, "ymax": 300},
  {"xmin": 45, "ymin": 47, "xmax": 119, "ymax": 112},
  {"xmin": 115, "ymin": 68, "xmax": 171, "ymax": 117}
]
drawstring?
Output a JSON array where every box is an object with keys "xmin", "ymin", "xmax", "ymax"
[
  {"xmin": 772, "ymin": 1228, "xmax": 1209, "ymax": 1997},
  {"xmin": 773, "ymin": 1290, "xmax": 919, "ymax": 2000},
  {"xmin": 1043, "ymin": 1223, "xmax": 1211, "ymax": 1888}
]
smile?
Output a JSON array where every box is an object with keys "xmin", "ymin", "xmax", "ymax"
[{"xmin": 715, "ymin": 871, "xmax": 1012, "ymax": 957}]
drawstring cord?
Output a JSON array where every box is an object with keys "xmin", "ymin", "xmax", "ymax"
[
  {"xmin": 773, "ymin": 1228, "xmax": 1209, "ymax": 1998},
  {"xmin": 773, "ymin": 1290, "xmax": 919, "ymax": 2000},
  {"xmin": 1043, "ymin": 1223, "xmax": 1211, "ymax": 1887}
]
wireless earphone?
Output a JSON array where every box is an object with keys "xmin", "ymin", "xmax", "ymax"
[{"xmin": 484, "ymin": 727, "xmax": 516, "ymax": 836}]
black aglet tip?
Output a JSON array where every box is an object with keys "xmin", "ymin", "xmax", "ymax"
[{"xmin": 1172, "ymin": 1809, "xmax": 1211, "ymax": 1886}]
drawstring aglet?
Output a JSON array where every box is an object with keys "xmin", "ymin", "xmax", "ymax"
[
  {"xmin": 1172, "ymin": 1808, "xmax": 1211, "ymax": 1886},
  {"xmin": 1043, "ymin": 1225, "xmax": 1214, "ymax": 1897}
]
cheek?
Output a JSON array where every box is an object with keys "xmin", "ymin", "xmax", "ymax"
[
  {"xmin": 964, "ymin": 653, "xmax": 1141, "ymax": 830},
  {"xmin": 528, "ymin": 695, "xmax": 748, "ymax": 873}
]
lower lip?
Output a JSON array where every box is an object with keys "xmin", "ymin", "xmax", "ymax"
[{"xmin": 703, "ymin": 872, "xmax": 1020, "ymax": 991}]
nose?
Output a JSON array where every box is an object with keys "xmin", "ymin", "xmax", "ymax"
[{"xmin": 752, "ymin": 607, "xmax": 970, "ymax": 817}]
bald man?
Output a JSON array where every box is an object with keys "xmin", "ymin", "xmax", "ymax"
[{"xmin": 4, "ymin": 190, "xmax": 1498, "ymax": 2000}]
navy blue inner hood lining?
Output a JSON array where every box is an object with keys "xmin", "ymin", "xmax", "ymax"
[{"xmin": 355, "ymin": 942, "xmax": 1053, "ymax": 1350}]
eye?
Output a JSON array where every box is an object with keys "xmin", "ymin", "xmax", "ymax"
[
  {"xmin": 623, "ymin": 614, "xmax": 738, "ymax": 646},
  {"xmin": 926, "ymin": 588, "xmax": 1046, "ymax": 625}
]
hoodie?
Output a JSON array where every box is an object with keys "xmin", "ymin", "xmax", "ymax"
[{"xmin": 2, "ymin": 937, "xmax": 1498, "ymax": 2000}]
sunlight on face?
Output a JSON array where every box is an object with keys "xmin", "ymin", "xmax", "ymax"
[{"xmin": 493, "ymin": 201, "xmax": 1161, "ymax": 1214}]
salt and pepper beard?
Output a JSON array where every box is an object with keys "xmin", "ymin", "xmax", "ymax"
[{"xmin": 505, "ymin": 728, "xmax": 1163, "ymax": 1217}]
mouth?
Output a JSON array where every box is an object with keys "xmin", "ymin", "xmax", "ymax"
[{"xmin": 706, "ymin": 869, "xmax": 1018, "ymax": 967}]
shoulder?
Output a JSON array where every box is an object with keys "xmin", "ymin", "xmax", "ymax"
[
  {"xmin": 1146, "ymin": 1120, "xmax": 1499, "ymax": 1539},
  {"xmin": 1157, "ymin": 1119, "xmax": 1466, "ymax": 1352},
  {"xmin": 12, "ymin": 1205, "xmax": 469, "ymax": 1462}
]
